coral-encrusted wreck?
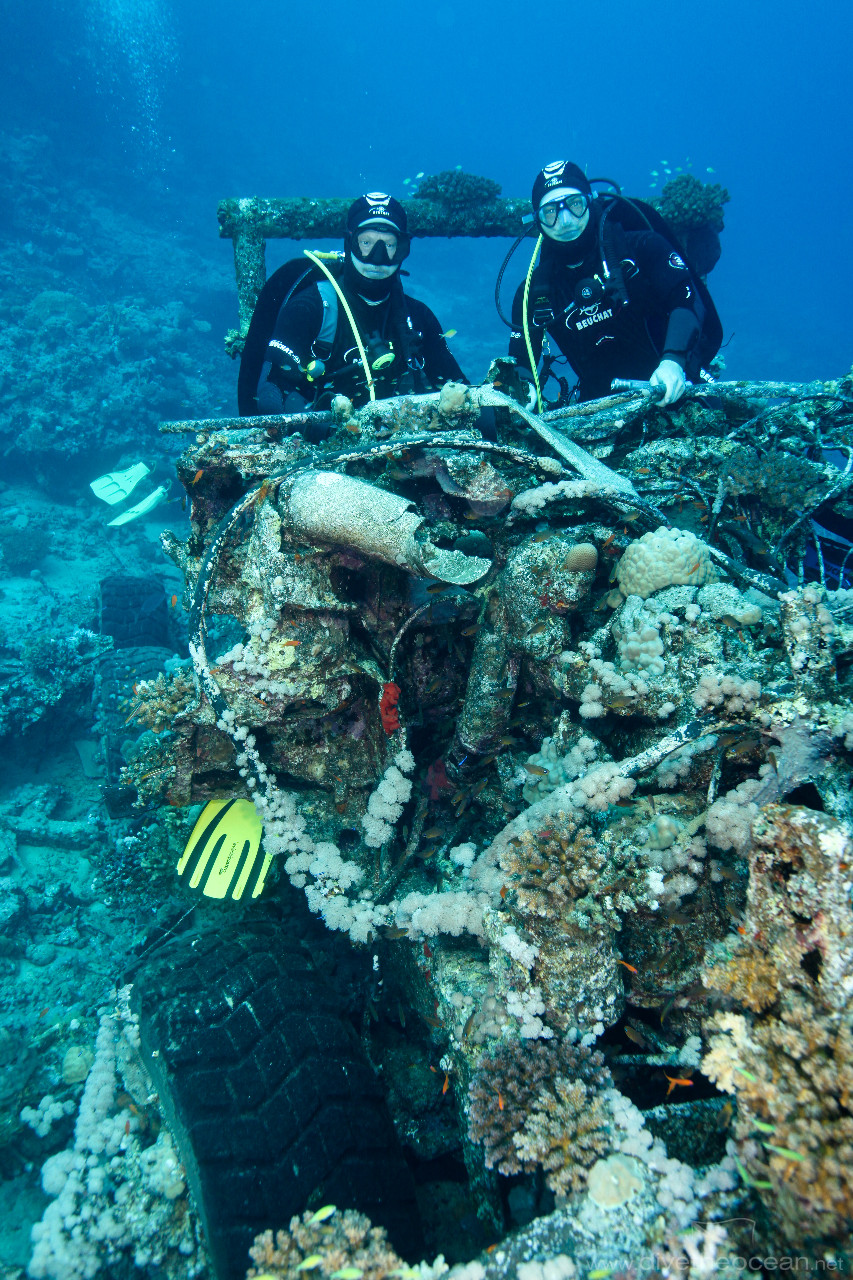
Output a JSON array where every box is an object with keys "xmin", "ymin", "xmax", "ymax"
[{"xmin": 125, "ymin": 358, "xmax": 853, "ymax": 1269}]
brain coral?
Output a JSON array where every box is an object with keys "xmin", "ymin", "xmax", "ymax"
[{"xmin": 615, "ymin": 526, "xmax": 713, "ymax": 599}]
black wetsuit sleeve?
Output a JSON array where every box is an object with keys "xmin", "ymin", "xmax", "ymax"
[
  {"xmin": 632, "ymin": 231, "xmax": 704, "ymax": 368},
  {"xmin": 508, "ymin": 279, "xmax": 544, "ymax": 377},
  {"xmin": 266, "ymin": 287, "xmax": 324, "ymax": 383},
  {"xmin": 408, "ymin": 298, "xmax": 467, "ymax": 384}
]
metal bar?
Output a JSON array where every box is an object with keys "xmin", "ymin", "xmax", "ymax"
[{"xmin": 217, "ymin": 195, "xmax": 531, "ymax": 242}]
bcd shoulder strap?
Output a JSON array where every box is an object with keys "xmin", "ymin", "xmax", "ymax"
[{"xmin": 314, "ymin": 280, "xmax": 339, "ymax": 358}]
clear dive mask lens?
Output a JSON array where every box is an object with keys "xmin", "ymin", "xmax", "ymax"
[
  {"xmin": 538, "ymin": 195, "xmax": 590, "ymax": 228},
  {"xmin": 351, "ymin": 230, "xmax": 411, "ymax": 266}
]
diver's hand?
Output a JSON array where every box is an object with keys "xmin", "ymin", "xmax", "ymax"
[{"xmin": 650, "ymin": 358, "xmax": 686, "ymax": 406}]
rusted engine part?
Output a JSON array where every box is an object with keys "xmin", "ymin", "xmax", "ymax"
[
  {"xmin": 175, "ymin": 476, "xmax": 486, "ymax": 807},
  {"xmin": 163, "ymin": 384, "xmax": 654, "ymax": 512},
  {"xmin": 454, "ymin": 537, "xmax": 599, "ymax": 758},
  {"xmin": 279, "ymin": 471, "xmax": 491, "ymax": 585},
  {"xmin": 157, "ymin": 389, "xmax": 704, "ymax": 809},
  {"xmin": 162, "ymin": 406, "xmax": 611, "ymax": 812}
]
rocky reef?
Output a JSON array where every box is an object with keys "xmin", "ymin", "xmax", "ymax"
[
  {"xmin": 114, "ymin": 367, "xmax": 853, "ymax": 1272},
  {"xmin": 0, "ymin": 131, "xmax": 234, "ymax": 487}
]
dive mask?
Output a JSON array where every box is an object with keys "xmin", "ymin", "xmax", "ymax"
[
  {"xmin": 538, "ymin": 193, "xmax": 590, "ymax": 228},
  {"xmin": 350, "ymin": 231, "xmax": 411, "ymax": 267}
]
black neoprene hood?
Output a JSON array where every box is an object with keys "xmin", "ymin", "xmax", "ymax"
[
  {"xmin": 532, "ymin": 161, "xmax": 592, "ymax": 210},
  {"xmin": 345, "ymin": 192, "xmax": 408, "ymax": 236}
]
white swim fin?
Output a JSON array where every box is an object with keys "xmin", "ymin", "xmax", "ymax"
[
  {"xmin": 90, "ymin": 462, "xmax": 150, "ymax": 506},
  {"xmin": 107, "ymin": 484, "xmax": 169, "ymax": 527}
]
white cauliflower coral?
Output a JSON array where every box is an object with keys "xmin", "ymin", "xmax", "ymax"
[{"xmin": 566, "ymin": 762, "xmax": 636, "ymax": 812}]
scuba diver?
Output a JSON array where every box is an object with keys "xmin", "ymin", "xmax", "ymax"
[
  {"xmin": 239, "ymin": 193, "xmax": 466, "ymax": 434},
  {"xmin": 507, "ymin": 161, "xmax": 721, "ymax": 408}
]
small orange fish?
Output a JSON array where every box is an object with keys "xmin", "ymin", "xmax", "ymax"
[
  {"xmin": 500, "ymin": 884, "xmax": 509, "ymax": 899},
  {"xmin": 170, "ymin": 594, "xmax": 178, "ymax": 608},
  {"xmin": 442, "ymin": 1073, "xmax": 450, "ymax": 1095},
  {"xmin": 283, "ymin": 639, "xmax": 300, "ymax": 646},
  {"xmin": 191, "ymin": 469, "xmax": 203, "ymax": 485},
  {"xmin": 664, "ymin": 1072, "xmax": 694, "ymax": 1098},
  {"xmin": 497, "ymin": 1090, "xmax": 504, "ymax": 1111},
  {"xmin": 602, "ymin": 532, "xmax": 616, "ymax": 549},
  {"xmin": 617, "ymin": 960, "xmax": 638, "ymax": 974},
  {"xmin": 688, "ymin": 562, "xmax": 700, "ymax": 574}
]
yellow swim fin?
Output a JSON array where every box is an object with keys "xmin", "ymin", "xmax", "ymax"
[{"xmin": 177, "ymin": 799, "xmax": 270, "ymax": 900}]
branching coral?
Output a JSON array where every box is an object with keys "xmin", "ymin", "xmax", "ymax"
[
  {"xmin": 513, "ymin": 1073, "xmax": 612, "ymax": 1197},
  {"xmin": 653, "ymin": 174, "xmax": 729, "ymax": 234},
  {"xmin": 130, "ymin": 668, "xmax": 197, "ymax": 733},
  {"xmin": 499, "ymin": 812, "xmax": 600, "ymax": 923},
  {"xmin": 413, "ymin": 170, "xmax": 501, "ymax": 206},
  {"xmin": 701, "ymin": 805, "xmax": 853, "ymax": 1248},
  {"xmin": 467, "ymin": 1037, "xmax": 611, "ymax": 1194},
  {"xmin": 246, "ymin": 1206, "xmax": 408, "ymax": 1280}
]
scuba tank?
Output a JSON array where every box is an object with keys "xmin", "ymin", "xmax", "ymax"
[{"xmin": 237, "ymin": 256, "xmax": 341, "ymax": 417}]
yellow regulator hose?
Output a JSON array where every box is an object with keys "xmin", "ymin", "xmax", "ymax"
[
  {"xmin": 521, "ymin": 233, "xmax": 544, "ymax": 414},
  {"xmin": 303, "ymin": 250, "xmax": 376, "ymax": 402}
]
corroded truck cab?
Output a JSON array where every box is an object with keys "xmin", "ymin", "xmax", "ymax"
[{"xmin": 127, "ymin": 186, "xmax": 853, "ymax": 1267}]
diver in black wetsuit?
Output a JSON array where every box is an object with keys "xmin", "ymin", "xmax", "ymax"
[
  {"xmin": 509, "ymin": 161, "xmax": 711, "ymax": 406},
  {"xmin": 254, "ymin": 193, "xmax": 465, "ymax": 422}
]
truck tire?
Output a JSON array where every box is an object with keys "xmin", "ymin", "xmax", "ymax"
[
  {"xmin": 132, "ymin": 924, "xmax": 423, "ymax": 1280},
  {"xmin": 98, "ymin": 574, "xmax": 170, "ymax": 650}
]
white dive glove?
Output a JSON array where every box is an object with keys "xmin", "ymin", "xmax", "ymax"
[{"xmin": 650, "ymin": 358, "xmax": 687, "ymax": 406}]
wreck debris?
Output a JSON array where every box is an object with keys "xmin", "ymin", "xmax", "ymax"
[{"xmin": 127, "ymin": 369, "xmax": 853, "ymax": 1260}]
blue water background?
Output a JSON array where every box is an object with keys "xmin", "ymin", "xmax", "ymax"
[{"xmin": 3, "ymin": 0, "xmax": 851, "ymax": 395}]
